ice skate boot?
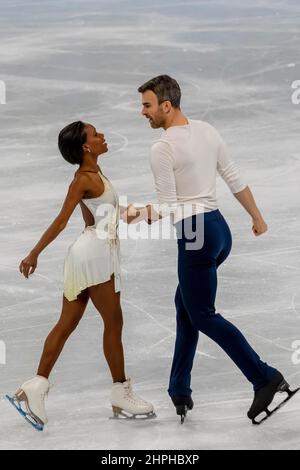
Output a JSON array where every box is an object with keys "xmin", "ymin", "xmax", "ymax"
[
  {"xmin": 6, "ymin": 375, "xmax": 50, "ymax": 431},
  {"xmin": 171, "ymin": 396, "xmax": 194, "ymax": 424},
  {"xmin": 247, "ymin": 371, "xmax": 299, "ymax": 425},
  {"xmin": 110, "ymin": 378, "xmax": 156, "ymax": 419}
]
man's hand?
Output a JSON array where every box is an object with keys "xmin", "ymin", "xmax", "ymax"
[{"xmin": 252, "ymin": 217, "xmax": 268, "ymax": 236}]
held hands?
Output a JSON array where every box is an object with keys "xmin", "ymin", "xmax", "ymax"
[
  {"xmin": 121, "ymin": 204, "xmax": 149, "ymax": 224},
  {"xmin": 252, "ymin": 217, "xmax": 268, "ymax": 236},
  {"xmin": 19, "ymin": 252, "xmax": 38, "ymax": 278}
]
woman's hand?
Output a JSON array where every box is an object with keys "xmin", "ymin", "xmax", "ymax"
[
  {"xmin": 252, "ymin": 217, "xmax": 268, "ymax": 237},
  {"xmin": 19, "ymin": 252, "xmax": 38, "ymax": 278}
]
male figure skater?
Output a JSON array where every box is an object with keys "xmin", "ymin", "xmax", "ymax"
[{"xmin": 130, "ymin": 75, "xmax": 297, "ymax": 424}]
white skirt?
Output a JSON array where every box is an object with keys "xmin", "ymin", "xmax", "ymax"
[{"xmin": 63, "ymin": 226, "xmax": 121, "ymax": 302}]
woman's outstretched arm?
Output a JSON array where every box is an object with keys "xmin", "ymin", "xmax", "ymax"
[{"xmin": 19, "ymin": 174, "xmax": 89, "ymax": 278}]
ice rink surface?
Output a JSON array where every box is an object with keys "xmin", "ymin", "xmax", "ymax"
[{"xmin": 0, "ymin": 0, "xmax": 300, "ymax": 450}]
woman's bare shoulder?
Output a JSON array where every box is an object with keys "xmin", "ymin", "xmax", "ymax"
[{"xmin": 67, "ymin": 171, "xmax": 91, "ymax": 193}]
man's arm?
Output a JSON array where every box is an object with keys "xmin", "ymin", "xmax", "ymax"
[
  {"xmin": 233, "ymin": 185, "xmax": 262, "ymax": 220},
  {"xmin": 216, "ymin": 133, "xmax": 247, "ymax": 194},
  {"xmin": 122, "ymin": 141, "xmax": 177, "ymax": 224},
  {"xmin": 146, "ymin": 141, "xmax": 178, "ymax": 223},
  {"xmin": 233, "ymin": 186, "xmax": 267, "ymax": 236},
  {"xmin": 215, "ymin": 129, "xmax": 267, "ymax": 236}
]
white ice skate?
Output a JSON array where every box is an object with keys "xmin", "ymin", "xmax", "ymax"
[
  {"xmin": 110, "ymin": 378, "xmax": 156, "ymax": 420},
  {"xmin": 5, "ymin": 375, "xmax": 50, "ymax": 431}
]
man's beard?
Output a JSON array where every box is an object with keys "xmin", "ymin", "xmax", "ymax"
[{"xmin": 150, "ymin": 117, "xmax": 164, "ymax": 128}]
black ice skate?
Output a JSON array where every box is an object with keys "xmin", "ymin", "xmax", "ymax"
[
  {"xmin": 171, "ymin": 396, "xmax": 194, "ymax": 424},
  {"xmin": 247, "ymin": 371, "xmax": 300, "ymax": 425}
]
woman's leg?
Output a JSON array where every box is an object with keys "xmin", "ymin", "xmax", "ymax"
[
  {"xmin": 88, "ymin": 275, "xmax": 126, "ymax": 384},
  {"xmin": 37, "ymin": 289, "xmax": 89, "ymax": 378}
]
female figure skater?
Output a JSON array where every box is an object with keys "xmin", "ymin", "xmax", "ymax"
[{"xmin": 6, "ymin": 121, "xmax": 155, "ymax": 430}]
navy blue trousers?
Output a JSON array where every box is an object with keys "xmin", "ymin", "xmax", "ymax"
[{"xmin": 168, "ymin": 209, "xmax": 277, "ymax": 397}]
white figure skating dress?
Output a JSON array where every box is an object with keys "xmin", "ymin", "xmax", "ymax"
[{"xmin": 63, "ymin": 171, "xmax": 121, "ymax": 301}]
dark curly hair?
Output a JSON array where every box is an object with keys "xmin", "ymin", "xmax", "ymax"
[{"xmin": 58, "ymin": 121, "xmax": 87, "ymax": 165}]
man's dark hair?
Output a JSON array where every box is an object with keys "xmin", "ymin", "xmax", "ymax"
[
  {"xmin": 58, "ymin": 121, "xmax": 87, "ymax": 165},
  {"xmin": 138, "ymin": 75, "xmax": 181, "ymax": 108}
]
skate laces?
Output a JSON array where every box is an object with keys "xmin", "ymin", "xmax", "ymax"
[{"xmin": 123, "ymin": 381, "xmax": 148, "ymax": 405}]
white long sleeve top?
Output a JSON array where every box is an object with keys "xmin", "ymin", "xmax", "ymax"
[{"xmin": 149, "ymin": 119, "xmax": 247, "ymax": 223}]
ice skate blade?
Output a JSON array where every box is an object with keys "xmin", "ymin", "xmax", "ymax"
[
  {"xmin": 251, "ymin": 387, "xmax": 300, "ymax": 425},
  {"xmin": 5, "ymin": 394, "xmax": 44, "ymax": 431},
  {"xmin": 110, "ymin": 406, "xmax": 156, "ymax": 420},
  {"xmin": 175, "ymin": 404, "xmax": 188, "ymax": 424}
]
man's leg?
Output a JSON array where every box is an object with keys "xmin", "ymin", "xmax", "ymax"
[
  {"xmin": 179, "ymin": 251, "xmax": 277, "ymax": 391},
  {"xmin": 168, "ymin": 285, "xmax": 199, "ymax": 397},
  {"xmin": 176, "ymin": 211, "xmax": 277, "ymax": 390}
]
